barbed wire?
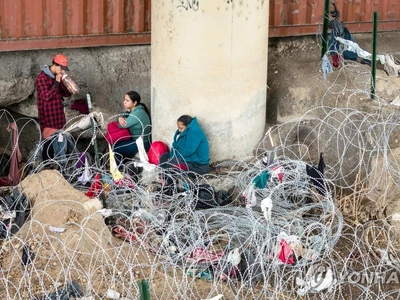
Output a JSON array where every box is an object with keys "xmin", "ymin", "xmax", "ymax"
[{"xmin": 0, "ymin": 58, "xmax": 400, "ymax": 299}]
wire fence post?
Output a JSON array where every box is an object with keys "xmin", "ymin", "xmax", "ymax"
[
  {"xmin": 138, "ymin": 279, "xmax": 150, "ymax": 300},
  {"xmin": 371, "ymin": 11, "xmax": 378, "ymax": 100},
  {"xmin": 321, "ymin": 0, "xmax": 331, "ymax": 58}
]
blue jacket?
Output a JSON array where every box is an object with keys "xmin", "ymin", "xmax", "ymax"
[{"xmin": 170, "ymin": 117, "xmax": 209, "ymax": 165}]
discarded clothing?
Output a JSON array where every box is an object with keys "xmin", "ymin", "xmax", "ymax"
[
  {"xmin": 332, "ymin": 53, "xmax": 341, "ymax": 68},
  {"xmin": 64, "ymin": 112, "xmax": 105, "ymax": 133},
  {"xmin": 243, "ymin": 184, "xmax": 257, "ymax": 208},
  {"xmin": 329, "ymin": 28, "xmax": 358, "ymax": 61},
  {"xmin": 306, "ymin": 153, "xmax": 327, "ymax": 196},
  {"xmin": 108, "ymin": 144, "xmax": 124, "ymax": 182},
  {"xmin": 0, "ymin": 188, "xmax": 29, "ymax": 239},
  {"xmin": 322, "ymin": 54, "xmax": 333, "ymax": 80},
  {"xmin": 85, "ymin": 173, "xmax": 102, "ymax": 198},
  {"xmin": 235, "ymin": 248, "xmax": 263, "ymax": 284},
  {"xmin": 253, "ymin": 170, "xmax": 270, "ymax": 189},
  {"xmin": 113, "ymin": 138, "xmax": 151, "ymax": 166},
  {"xmin": 71, "ymin": 98, "xmax": 90, "ymax": 115},
  {"xmin": 296, "ymin": 265, "xmax": 335, "ymax": 295},
  {"xmin": 22, "ymin": 244, "xmax": 35, "ymax": 266},
  {"xmin": 33, "ymin": 280, "xmax": 82, "ymax": 300},
  {"xmin": 187, "ymin": 247, "xmax": 224, "ymax": 264},
  {"xmin": 261, "ymin": 197, "xmax": 273, "ymax": 221},
  {"xmin": 0, "ymin": 123, "xmax": 22, "ymax": 186},
  {"xmin": 77, "ymin": 154, "xmax": 91, "ymax": 184},
  {"xmin": 271, "ymin": 166, "xmax": 284, "ymax": 182},
  {"xmin": 335, "ymin": 37, "xmax": 385, "ymax": 64},
  {"xmin": 278, "ymin": 239, "xmax": 295, "ymax": 265},
  {"xmin": 261, "ymin": 149, "xmax": 276, "ymax": 167},
  {"xmin": 112, "ymin": 225, "xmax": 138, "ymax": 242},
  {"xmin": 195, "ymin": 185, "xmax": 232, "ymax": 209}
]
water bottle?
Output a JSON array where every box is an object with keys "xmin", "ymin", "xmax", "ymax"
[{"xmin": 61, "ymin": 72, "xmax": 80, "ymax": 94}]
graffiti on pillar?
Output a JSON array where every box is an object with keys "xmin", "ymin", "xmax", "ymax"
[
  {"xmin": 176, "ymin": 0, "xmax": 200, "ymax": 11},
  {"xmin": 177, "ymin": 0, "xmax": 233, "ymax": 11}
]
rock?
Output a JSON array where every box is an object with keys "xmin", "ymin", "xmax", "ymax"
[
  {"xmin": 366, "ymin": 147, "xmax": 400, "ymax": 225},
  {"xmin": 8, "ymin": 94, "xmax": 38, "ymax": 117},
  {"xmin": 0, "ymin": 46, "xmax": 151, "ymax": 118},
  {"xmin": 391, "ymin": 95, "xmax": 400, "ymax": 107},
  {"xmin": 383, "ymin": 54, "xmax": 400, "ymax": 77},
  {"xmin": 0, "ymin": 77, "xmax": 35, "ymax": 106}
]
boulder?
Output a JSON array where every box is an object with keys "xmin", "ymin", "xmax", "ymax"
[
  {"xmin": 0, "ymin": 77, "xmax": 35, "ymax": 106},
  {"xmin": 8, "ymin": 94, "xmax": 37, "ymax": 117}
]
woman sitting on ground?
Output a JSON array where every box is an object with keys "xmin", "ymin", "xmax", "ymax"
[
  {"xmin": 160, "ymin": 115, "xmax": 210, "ymax": 175},
  {"xmin": 113, "ymin": 91, "xmax": 151, "ymax": 162}
]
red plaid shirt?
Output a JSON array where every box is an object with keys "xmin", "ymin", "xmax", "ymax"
[{"xmin": 35, "ymin": 70, "xmax": 71, "ymax": 131}]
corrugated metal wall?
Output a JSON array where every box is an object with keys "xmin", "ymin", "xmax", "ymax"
[
  {"xmin": 0, "ymin": 0, "xmax": 151, "ymax": 51},
  {"xmin": 0, "ymin": 0, "xmax": 399, "ymax": 51},
  {"xmin": 269, "ymin": 0, "xmax": 400, "ymax": 37}
]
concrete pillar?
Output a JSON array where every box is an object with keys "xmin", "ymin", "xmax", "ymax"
[{"xmin": 151, "ymin": 0, "xmax": 269, "ymax": 161}]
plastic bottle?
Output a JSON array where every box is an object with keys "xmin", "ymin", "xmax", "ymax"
[{"xmin": 61, "ymin": 73, "xmax": 80, "ymax": 94}]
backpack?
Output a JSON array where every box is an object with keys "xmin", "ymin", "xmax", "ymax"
[{"xmin": 148, "ymin": 141, "xmax": 169, "ymax": 165}]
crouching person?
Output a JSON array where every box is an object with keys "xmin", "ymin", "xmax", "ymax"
[{"xmin": 160, "ymin": 115, "xmax": 210, "ymax": 175}]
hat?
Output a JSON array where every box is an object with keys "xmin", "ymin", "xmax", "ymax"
[{"xmin": 53, "ymin": 54, "xmax": 69, "ymax": 71}]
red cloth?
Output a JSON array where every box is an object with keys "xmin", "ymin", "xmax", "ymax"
[
  {"xmin": 188, "ymin": 247, "xmax": 224, "ymax": 264},
  {"xmin": 105, "ymin": 122, "xmax": 132, "ymax": 144},
  {"xmin": 113, "ymin": 226, "xmax": 137, "ymax": 242},
  {"xmin": 0, "ymin": 122, "xmax": 21, "ymax": 186},
  {"xmin": 35, "ymin": 70, "xmax": 70, "ymax": 131},
  {"xmin": 42, "ymin": 127, "xmax": 58, "ymax": 139},
  {"xmin": 71, "ymin": 98, "xmax": 89, "ymax": 115},
  {"xmin": 332, "ymin": 53, "xmax": 341, "ymax": 68},
  {"xmin": 148, "ymin": 141, "xmax": 169, "ymax": 165},
  {"xmin": 114, "ymin": 174, "xmax": 136, "ymax": 189},
  {"xmin": 278, "ymin": 239, "xmax": 295, "ymax": 264},
  {"xmin": 174, "ymin": 163, "xmax": 188, "ymax": 171},
  {"xmin": 86, "ymin": 173, "xmax": 102, "ymax": 198}
]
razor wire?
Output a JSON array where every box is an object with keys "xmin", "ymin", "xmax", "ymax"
[{"xmin": 0, "ymin": 63, "xmax": 400, "ymax": 299}]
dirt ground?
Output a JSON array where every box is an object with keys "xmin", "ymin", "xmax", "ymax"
[
  {"xmin": 267, "ymin": 31, "xmax": 400, "ymax": 123},
  {"xmin": 0, "ymin": 170, "xmax": 238, "ymax": 299}
]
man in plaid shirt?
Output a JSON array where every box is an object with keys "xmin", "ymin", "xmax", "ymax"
[{"xmin": 35, "ymin": 54, "xmax": 71, "ymax": 138}]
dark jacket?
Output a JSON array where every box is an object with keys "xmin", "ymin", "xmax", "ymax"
[
  {"xmin": 35, "ymin": 66, "xmax": 71, "ymax": 130},
  {"xmin": 170, "ymin": 117, "xmax": 209, "ymax": 165}
]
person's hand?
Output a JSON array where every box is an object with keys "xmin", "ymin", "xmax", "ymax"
[
  {"xmin": 55, "ymin": 73, "xmax": 63, "ymax": 82},
  {"xmin": 118, "ymin": 117, "xmax": 127, "ymax": 127}
]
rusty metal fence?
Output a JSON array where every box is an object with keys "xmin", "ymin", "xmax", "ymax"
[
  {"xmin": 0, "ymin": 0, "xmax": 151, "ymax": 51},
  {"xmin": 0, "ymin": 0, "xmax": 399, "ymax": 51},
  {"xmin": 269, "ymin": 0, "xmax": 400, "ymax": 37}
]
